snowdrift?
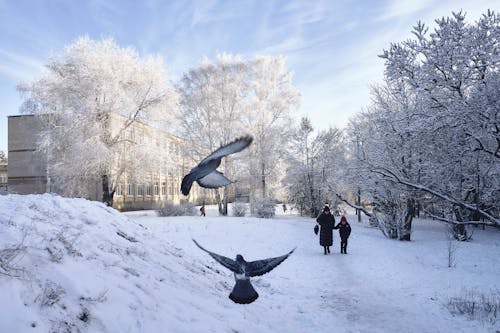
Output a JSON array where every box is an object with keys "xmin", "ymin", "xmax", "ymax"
[
  {"xmin": 0, "ymin": 194, "xmax": 233, "ymax": 332},
  {"xmin": 1, "ymin": 194, "xmax": 498, "ymax": 333}
]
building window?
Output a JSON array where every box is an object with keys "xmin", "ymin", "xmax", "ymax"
[
  {"xmin": 126, "ymin": 129, "xmax": 133, "ymax": 141},
  {"xmin": 161, "ymin": 182, "xmax": 166, "ymax": 196},
  {"xmin": 137, "ymin": 184, "xmax": 144, "ymax": 196},
  {"xmin": 116, "ymin": 184, "xmax": 122, "ymax": 196},
  {"xmin": 168, "ymin": 181, "xmax": 174, "ymax": 196},
  {"xmin": 127, "ymin": 182, "xmax": 133, "ymax": 196},
  {"xmin": 146, "ymin": 183, "xmax": 151, "ymax": 196},
  {"xmin": 154, "ymin": 182, "xmax": 159, "ymax": 196}
]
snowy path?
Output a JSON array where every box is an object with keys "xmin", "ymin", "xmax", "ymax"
[
  {"xmin": 132, "ymin": 211, "xmax": 499, "ymax": 333},
  {"xmin": 1, "ymin": 195, "xmax": 496, "ymax": 333}
]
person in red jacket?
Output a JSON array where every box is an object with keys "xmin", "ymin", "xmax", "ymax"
[{"xmin": 334, "ymin": 215, "xmax": 351, "ymax": 254}]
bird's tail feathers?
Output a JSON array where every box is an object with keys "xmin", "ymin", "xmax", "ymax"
[{"xmin": 181, "ymin": 173, "xmax": 196, "ymax": 196}]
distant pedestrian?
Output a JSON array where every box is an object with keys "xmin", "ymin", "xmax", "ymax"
[
  {"xmin": 334, "ymin": 215, "xmax": 351, "ymax": 254},
  {"xmin": 282, "ymin": 203, "xmax": 287, "ymax": 213},
  {"xmin": 316, "ymin": 205, "xmax": 335, "ymax": 255},
  {"xmin": 200, "ymin": 204, "xmax": 206, "ymax": 217}
]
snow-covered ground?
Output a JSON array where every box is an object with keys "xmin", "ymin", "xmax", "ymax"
[{"xmin": 0, "ymin": 194, "xmax": 498, "ymax": 333}]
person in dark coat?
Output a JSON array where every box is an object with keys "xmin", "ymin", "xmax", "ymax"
[
  {"xmin": 316, "ymin": 205, "xmax": 335, "ymax": 255},
  {"xmin": 334, "ymin": 215, "xmax": 351, "ymax": 254}
]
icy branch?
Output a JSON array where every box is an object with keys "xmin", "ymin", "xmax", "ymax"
[
  {"xmin": 424, "ymin": 212, "xmax": 494, "ymax": 226},
  {"xmin": 329, "ymin": 188, "xmax": 372, "ymax": 217},
  {"xmin": 372, "ymin": 168, "xmax": 499, "ymax": 226}
]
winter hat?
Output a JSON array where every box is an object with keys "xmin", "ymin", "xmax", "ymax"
[{"xmin": 341, "ymin": 215, "xmax": 347, "ymax": 223}]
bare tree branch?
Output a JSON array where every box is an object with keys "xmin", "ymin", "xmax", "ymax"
[
  {"xmin": 372, "ymin": 168, "xmax": 499, "ymax": 226},
  {"xmin": 424, "ymin": 211, "xmax": 497, "ymax": 227},
  {"xmin": 327, "ymin": 186, "xmax": 372, "ymax": 217}
]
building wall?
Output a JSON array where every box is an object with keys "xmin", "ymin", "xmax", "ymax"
[
  {"xmin": 8, "ymin": 115, "xmax": 47, "ymax": 194},
  {"xmin": 7, "ymin": 114, "xmax": 214, "ymax": 210}
]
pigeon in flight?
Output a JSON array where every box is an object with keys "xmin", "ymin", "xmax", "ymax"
[
  {"xmin": 193, "ymin": 239, "xmax": 295, "ymax": 304},
  {"xmin": 181, "ymin": 135, "xmax": 253, "ymax": 196}
]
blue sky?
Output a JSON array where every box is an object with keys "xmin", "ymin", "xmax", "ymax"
[{"xmin": 0, "ymin": 0, "xmax": 497, "ymax": 152}]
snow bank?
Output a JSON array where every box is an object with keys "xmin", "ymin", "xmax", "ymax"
[
  {"xmin": 0, "ymin": 194, "xmax": 498, "ymax": 333},
  {"xmin": 0, "ymin": 194, "xmax": 233, "ymax": 332}
]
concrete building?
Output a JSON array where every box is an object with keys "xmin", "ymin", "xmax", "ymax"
[
  {"xmin": 7, "ymin": 114, "xmax": 212, "ymax": 210},
  {"xmin": 8, "ymin": 115, "xmax": 47, "ymax": 194}
]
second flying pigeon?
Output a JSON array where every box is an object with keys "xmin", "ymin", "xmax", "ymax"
[{"xmin": 181, "ymin": 135, "xmax": 253, "ymax": 196}]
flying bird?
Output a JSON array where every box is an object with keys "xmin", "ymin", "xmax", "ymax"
[
  {"xmin": 193, "ymin": 239, "xmax": 295, "ymax": 304},
  {"xmin": 181, "ymin": 135, "xmax": 253, "ymax": 196}
]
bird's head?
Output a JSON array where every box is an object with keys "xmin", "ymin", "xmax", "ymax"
[{"xmin": 235, "ymin": 254, "xmax": 245, "ymax": 262}]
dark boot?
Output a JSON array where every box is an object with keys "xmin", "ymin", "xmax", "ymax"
[
  {"xmin": 327, "ymin": 246, "xmax": 330, "ymax": 254},
  {"xmin": 341, "ymin": 240, "xmax": 347, "ymax": 254},
  {"xmin": 323, "ymin": 246, "xmax": 327, "ymax": 255}
]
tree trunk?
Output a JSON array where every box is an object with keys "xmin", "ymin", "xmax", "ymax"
[
  {"xmin": 453, "ymin": 206, "xmax": 467, "ymax": 241},
  {"xmin": 357, "ymin": 188, "xmax": 362, "ymax": 223},
  {"xmin": 222, "ymin": 186, "xmax": 228, "ymax": 216},
  {"xmin": 399, "ymin": 198, "xmax": 414, "ymax": 241},
  {"xmin": 102, "ymin": 175, "xmax": 115, "ymax": 207},
  {"xmin": 307, "ymin": 172, "xmax": 315, "ymax": 218},
  {"xmin": 261, "ymin": 162, "xmax": 266, "ymax": 198},
  {"xmin": 215, "ymin": 188, "xmax": 223, "ymax": 214}
]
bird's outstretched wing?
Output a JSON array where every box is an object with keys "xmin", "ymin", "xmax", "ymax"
[
  {"xmin": 192, "ymin": 239, "xmax": 243, "ymax": 274},
  {"xmin": 246, "ymin": 248, "xmax": 296, "ymax": 277},
  {"xmin": 199, "ymin": 135, "xmax": 253, "ymax": 166},
  {"xmin": 197, "ymin": 170, "xmax": 233, "ymax": 188}
]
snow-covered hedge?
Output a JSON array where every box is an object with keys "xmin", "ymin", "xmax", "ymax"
[
  {"xmin": 158, "ymin": 201, "xmax": 197, "ymax": 216},
  {"xmin": 251, "ymin": 197, "xmax": 275, "ymax": 218},
  {"xmin": 232, "ymin": 201, "xmax": 247, "ymax": 217}
]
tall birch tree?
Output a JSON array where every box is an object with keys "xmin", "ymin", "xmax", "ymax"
[{"xmin": 18, "ymin": 37, "xmax": 178, "ymax": 205}]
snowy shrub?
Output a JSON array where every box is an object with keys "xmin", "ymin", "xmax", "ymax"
[
  {"xmin": 447, "ymin": 289, "xmax": 500, "ymax": 326},
  {"xmin": 372, "ymin": 196, "xmax": 414, "ymax": 241},
  {"xmin": 0, "ymin": 229, "xmax": 27, "ymax": 277},
  {"xmin": 251, "ymin": 197, "xmax": 275, "ymax": 218},
  {"xmin": 0, "ymin": 244, "xmax": 26, "ymax": 277},
  {"xmin": 39, "ymin": 281, "xmax": 66, "ymax": 307},
  {"xmin": 158, "ymin": 201, "xmax": 197, "ymax": 216},
  {"xmin": 232, "ymin": 201, "xmax": 247, "ymax": 217}
]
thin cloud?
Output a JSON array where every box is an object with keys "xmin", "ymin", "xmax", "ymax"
[
  {"xmin": 279, "ymin": 1, "xmax": 332, "ymax": 25},
  {"xmin": 375, "ymin": 0, "xmax": 436, "ymax": 22},
  {"xmin": 0, "ymin": 49, "xmax": 44, "ymax": 81},
  {"xmin": 190, "ymin": 0, "xmax": 250, "ymax": 26}
]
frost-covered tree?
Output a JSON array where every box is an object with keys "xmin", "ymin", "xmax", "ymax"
[
  {"xmin": 350, "ymin": 80, "xmax": 429, "ymax": 239},
  {"xmin": 177, "ymin": 54, "xmax": 249, "ymax": 215},
  {"xmin": 379, "ymin": 10, "xmax": 499, "ymax": 229},
  {"xmin": 346, "ymin": 10, "xmax": 499, "ymax": 239},
  {"xmin": 0, "ymin": 151, "xmax": 6, "ymax": 164},
  {"xmin": 284, "ymin": 117, "xmax": 344, "ymax": 217},
  {"xmin": 18, "ymin": 37, "xmax": 178, "ymax": 205},
  {"xmin": 178, "ymin": 54, "xmax": 300, "ymax": 214},
  {"xmin": 244, "ymin": 56, "xmax": 300, "ymax": 200}
]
